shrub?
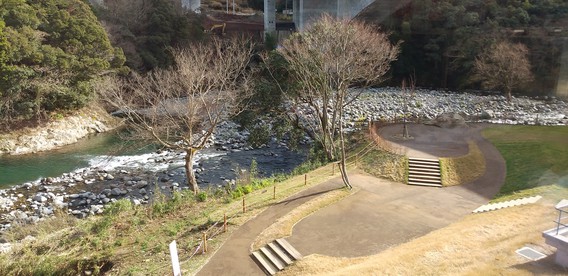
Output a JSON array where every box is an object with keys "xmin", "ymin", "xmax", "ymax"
[
  {"xmin": 231, "ymin": 189, "xmax": 244, "ymax": 199},
  {"xmin": 104, "ymin": 199, "xmax": 133, "ymax": 216},
  {"xmin": 242, "ymin": 185, "xmax": 253, "ymax": 194},
  {"xmin": 196, "ymin": 191, "xmax": 208, "ymax": 202}
]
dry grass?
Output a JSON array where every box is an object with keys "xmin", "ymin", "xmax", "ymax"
[
  {"xmin": 281, "ymin": 192, "xmax": 568, "ymax": 275},
  {"xmin": 440, "ymin": 141, "xmax": 486, "ymax": 186},
  {"xmin": 350, "ymin": 130, "xmax": 407, "ymax": 183},
  {"xmin": 0, "ymin": 161, "xmax": 343, "ymax": 275},
  {"xmin": 252, "ymin": 187, "xmax": 355, "ymax": 251}
]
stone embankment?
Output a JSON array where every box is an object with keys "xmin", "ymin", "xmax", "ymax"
[{"xmin": 0, "ymin": 106, "xmax": 121, "ymax": 155}]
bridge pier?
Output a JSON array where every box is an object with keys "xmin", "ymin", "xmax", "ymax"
[
  {"xmin": 291, "ymin": 0, "xmax": 374, "ymax": 31},
  {"xmin": 264, "ymin": 0, "xmax": 276, "ymax": 36},
  {"xmin": 181, "ymin": 0, "xmax": 201, "ymax": 12}
]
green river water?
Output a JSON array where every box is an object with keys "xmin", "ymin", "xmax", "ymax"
[{"xmin": 0, "ymin": 132, "xmax": 136, "ymax": 188}]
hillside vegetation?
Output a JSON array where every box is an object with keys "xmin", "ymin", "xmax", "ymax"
[
  {"xmin": 0, "ymin": 0, "xmax": 126, "ymax": 130},
  {"xmin": 361, "ymin": 0, "xmax": 568, "ymax": 94}
]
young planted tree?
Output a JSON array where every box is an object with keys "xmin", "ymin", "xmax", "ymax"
[
  {"xmin": 473, "ymin": 41, "xmax": 533, "ymax": 101},
  {"xmin": 278, "ymin": 15, "xmax": 399, "ymax": 188},
  {"xmin": 97, "ymin": 37, "xmax": 254, "ymax": 194}
]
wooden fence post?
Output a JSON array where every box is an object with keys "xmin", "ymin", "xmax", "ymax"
[
  {"xmin": 202, "ymin": 232, "xmax": 207, "ymax": 254},
  {"xmin": 224, "ymin": 213, "xmax": 227, "ymax": 232},
  {"xmin": 273, "ymin": 186, "xmax": 276, "ymax": 200},
  {"xmin": 242, "ymin": 197, "xmax": 246, "ymax": 213},
  {"xmin": 304, "ymin": 174, "xmax": 307, "ymax": 186}
]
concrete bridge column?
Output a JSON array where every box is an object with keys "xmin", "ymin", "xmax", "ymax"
[
  {"xmin": 181, "ymin": 0, "xmax": 201, "ymax": 12},
  {"xmin": 293, "ymin": 0, "xmax": 305, "ymax": 31},
  {"xmin": 264, "ymin": 0, "xmax": 276, "ymax": 36},
  {"xmin": 291, "ymin": 0, "xmax": 376, "ymax": 31}
]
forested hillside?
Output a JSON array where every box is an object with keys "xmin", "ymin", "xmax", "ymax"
[
  {"xmin": 360, "ymin": 0, "xmax": 568, "ymax": 94},
  {"xmin": 92, "ymin": 0, "xmax": 203, "ymax": 71},
  {"xmin": 0, "ymin": 0, "xmax": 125, "ymax": 130}
]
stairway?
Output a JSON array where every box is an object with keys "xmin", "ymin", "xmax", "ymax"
[
  {"xmin": 473, "ymin": 195, "xmax": 542, "ymax": 213},
  {"xmin": 251, "ymin": 238, "xmax": 303, "ymax": 275},
  {"xmin": 407, "ymin": 157, "xmax": 442, "ymax": 187}
]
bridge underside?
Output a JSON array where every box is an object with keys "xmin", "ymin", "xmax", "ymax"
[
  {"xmin": 265, "ymin": 0, "xmax": 410, "ymax": 33},
  {"xmin": 292, "ymin": 0, "xmax": 374, "ymax": 31}
]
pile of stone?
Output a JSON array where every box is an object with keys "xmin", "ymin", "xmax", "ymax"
[{"xmin": 343, "ymin": 87, "xmax": 568, "ymax": 126}]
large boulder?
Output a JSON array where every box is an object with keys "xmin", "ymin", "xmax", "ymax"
[{"xmin": 427, "ymin": 112, "xmax": 467, "ymax": 128}]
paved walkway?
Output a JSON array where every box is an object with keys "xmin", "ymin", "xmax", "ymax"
[
  {"xmin": 197, "ymin": 123, "xmax": 505, "ymax": 275},
  {"xmin": 196, "ymin": 181, "xmax": 342, "ymax": 275}
]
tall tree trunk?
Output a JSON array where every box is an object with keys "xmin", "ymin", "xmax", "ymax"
[
  {"xmin": 338, "ymin": 94, "xmax": 352, "ymax": 189},
  {"xmin": 184, "ymin": 148, "xmax": 199, "ymax": 195},
  {"xmin": 339, "ymin": 128, "xmax": 351, "ymax": 189}
]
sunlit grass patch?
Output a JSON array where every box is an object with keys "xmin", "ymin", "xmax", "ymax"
[{"xmin": 483, "ymin": 125, "xmax": 568, "ymax": 197}]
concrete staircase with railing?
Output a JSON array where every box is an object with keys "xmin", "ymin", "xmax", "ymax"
[
  {"xmin": 407, "ymin": 157, "xmax": 442, "ymax": 187},
  {"xmin": 251, "ymin": 238, "xmax": 303, "ymax": 275}
]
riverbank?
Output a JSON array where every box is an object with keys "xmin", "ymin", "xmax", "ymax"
[
  {"xmin": 0, "ymin": 88, "xmax": 566, "ymax": 232},
  {"xmin": 0, "ymin": 121, "xmax": 309, "ymax": 231},
  {"xmin": 0, "ymin": 105, "xmax": 122, "ymax": 155}
]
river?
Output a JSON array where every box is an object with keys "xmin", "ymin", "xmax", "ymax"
[{"xmin": 0, "ymin": 130, "xmax": 307, "ymax": 189}]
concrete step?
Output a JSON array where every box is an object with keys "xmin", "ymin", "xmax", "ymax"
[
  {"xmin": 473, "ymin": 196, "xmax": 542, "ymax": 213},
  {"xmin": 409, "ymin": 165, "xmax": 440, "ymax": 171},
  {"xmin": 407, "ymin": 174, "xmax": 441, "ymax": 180},
  {"xmin": 408, "ymin": 159, "xmax": 440, "ymax": 166},
  {"xmin": 260, "ymin": 247, "xmax": 285, "ymax": 271},
  {"xmin": 408, "ymin": 177, "xmax": 441, "ymax": 184},
  {"xmin": 407, "ymin": 156, "xmax": 441, "ymax": 187},
  {"xmin": 408, "ymin": 157, "xmax": 439, "ymax": 163},
  {"xmin": 252, "ymin": 251, "xmax": 277, "ymax": 275},
  {"xmin": 408, "ymin": 163, "xmax": 440, "ymax": 170},
  {"xmin": 408, "ymin": 172, "xmax": 441, "ymax": 178},
  {"xmin": 276, "ymin": 238, "xmax": 303, "ymax": 260},
  {"xmin": 267, "ymin": 242, "xmax": 293, "ymax": 265},
  {"xmin": 408, "ymin": 180, "xmax": 442, "ymax": 187},
  {"xmin": 408, "ymin": 170, "xmax": 440, "ymax": 176},
  {"xmin": 253, "ymin": 239, "xmax": 304, "ymax": 275}
]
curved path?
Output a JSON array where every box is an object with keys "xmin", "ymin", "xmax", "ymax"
[{"xmin": 197, "ymin": 123, "xmax": 505, "ymax": 275}]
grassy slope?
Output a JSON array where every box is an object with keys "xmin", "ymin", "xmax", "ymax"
[
  {"xmin": 0, "ymin": 163, "xmax": 342, "ymax": 275},
  {"xmin": 282, "ymin": 201, "xmax": 568, "ymax": 276},
  {"xmin": 440, "ymin": 141, "xmax": 486, "ymax": 186},
  {"xmin": 482, "ymin": 125, "xmax": 568, "ymax": 198},
  {"xmin": 280, "ymin": 125, "xmax": 568, "ymax": 275}
]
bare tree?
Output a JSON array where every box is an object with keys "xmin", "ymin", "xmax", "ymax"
[
  {"xmin": 97, "ymin": 37, "xmax": 254, "ymax": 194},
  {"xmin": 102, "ymin": 0, "xmax": 151, "ymax": 30},
  {"xmin": 278, "ymin": 15, "xmax": 399, "ymax": 188},
  {"xmin": 473, "ymin": 41, "xmax": 533, "ymax": 101}
]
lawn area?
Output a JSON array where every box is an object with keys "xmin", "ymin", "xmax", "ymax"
[{"xmin": 482, "ymin": 125, "xmax": 568, "ymax": 198}]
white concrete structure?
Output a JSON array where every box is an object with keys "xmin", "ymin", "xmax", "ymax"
[
  {"xmin": 181, "ymin": 0, "xmax": 201, "ymax": 12},
  {"xmin": 543, "ymin": 199, "xmax": 568, "ymax": 267},
  {"xmin": 264, "ymin": 0, "xmax": 276, "ymax": 34},
  {"xmin": 292, "ymin": 0, "xmax": 374, "ymax": 30}
]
